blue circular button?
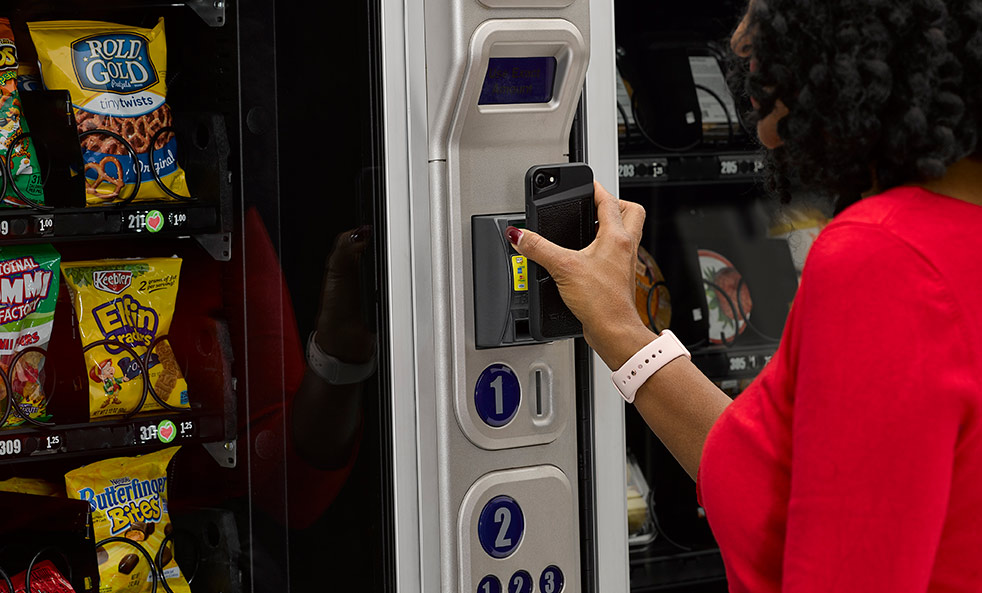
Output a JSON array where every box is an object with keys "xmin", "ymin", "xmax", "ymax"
[
  {"xmin": 474, "ymin": 364, "xmax": 521, "ymax": 427},
  {"xmin": 477, "ymin": 495, "xmax": 525, "ymax": 558},
  {"xmin": 508, "ymin": 570, "xmax": 533, "ymax": 593},
  {"xmin": 477, "ymin": 575, "xmax": 501, "ymax": 593},
  {"xmin": 539, "ymin": 566, "xmax": 564, "ymax": 593}
]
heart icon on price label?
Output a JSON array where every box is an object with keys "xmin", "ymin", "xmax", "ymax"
[
  {"xmin": 145, "ymin": 210, "xmax": 164, "ymax": 233},
  {"xmin": 157, "ymin": 419, "xmax": 176, "ymax": 443}
]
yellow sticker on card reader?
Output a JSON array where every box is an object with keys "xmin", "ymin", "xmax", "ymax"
[{"xmin": 511, "ymin": 255, "xmax": 528, "ymax": 292}]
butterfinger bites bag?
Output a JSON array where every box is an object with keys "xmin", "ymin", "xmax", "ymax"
[
  {"xmin": 66, "ymin": 447, "xmax": 189, "ymax": 593},
  {"xmin": 0, "ymin": 245, "xmax": 60, "ymax": 427},
  {"xmin": 62, "ymin": 258, "xmax": 188, "ymax": 419},
  {"xmin": 0, "ymin": 18, "xmax": 45, "ymax": 207},
  {"xmin": 27, "ymin": 18, "xmax": 189, "ymax": 204}
]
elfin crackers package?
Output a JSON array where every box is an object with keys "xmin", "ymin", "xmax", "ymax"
[
  {"xmin": 66, "ymin": 447, "xmax": 189, "ymax": 593},
  {"xmin": 62, "ymin": 257, "xmax": 188, "ymax": 419},
  {"xmin": 28, "ymin": 18, "xmax": 189, "ymax": 204}
]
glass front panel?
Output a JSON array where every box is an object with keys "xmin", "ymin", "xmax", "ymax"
[{"xmin": 0, "ymin": 1, "xmax": 393, "ymax": 591}]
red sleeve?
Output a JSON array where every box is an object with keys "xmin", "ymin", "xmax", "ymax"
[
  {"xmin": 238, "ymin": 207, "xmax": 359, "ymax": 529},
  {"xmin": 781, "ymin": 223, "xmax": 977, "ymax": 592}
]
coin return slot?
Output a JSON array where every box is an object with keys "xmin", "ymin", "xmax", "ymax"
[
  {"xmin": 529, "ymin": 364, "xmax": 552, "ymax": 423},
  {"xmin": 515, "ymin": 319, "xmax": 531, "ymax": 340}
]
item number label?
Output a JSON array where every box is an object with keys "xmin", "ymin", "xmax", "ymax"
[
  {"xmin": 0, "ymin": 439, "xmax": 22, "ymax": 456},
  {"xmin": 720, "ymin": 160, "xmax": 739, "ymax": 175},
  {"xmin": 128, "ymin": 213, "xmax": 148, "ymax": 230},
  {"xmin": 619, "ymin": 163, "xmax": 636, "ymax": 178},
  {"xmin": 139, "ymin": 424, "xmax": 158, "ymax": 443}
]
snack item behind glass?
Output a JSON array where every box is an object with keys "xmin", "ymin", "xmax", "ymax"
[
  {"xmin": 0, "ymin": 476, "xmax": 62, "ymax": 497},
  {"xmin": 0, "ymin": 18, "xmax": 45, "ymax": 207},
  {"xmin": 65, "ymin": 447, "xmax": 189, "ymax": 593},
  {"xmin": 62, "ymin": 257, "xmax": 188, "ymax": 419},
  {"xmin": 0, "ymin": 244, "xmax": 60, "ymax": 427},
  {"xmin": 27, "ymin": 18, "xmax": 189, "ymax": 204},
  {"xmin": 1, "ymin": 560, "xmax": 74, "ymax": 593}
]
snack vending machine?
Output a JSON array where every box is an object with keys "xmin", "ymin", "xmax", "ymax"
[
  {"xmin": 611, "ymin": 0, "xmax": 826, "ymax": 590},
  {"xmin": 0, "ymin": 0, "xmax": 629, "ymax": 591}
]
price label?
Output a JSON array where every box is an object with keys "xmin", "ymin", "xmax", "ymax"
[
  {"xmin": 179, "ymin": 420, "xmax": 194, "ymax": 436},
  {"xmin": 754, "ymin": 160, "xmax": 765, "ymax": 172},
  {"xmin": 0, "ymin": 438, "xmax": 22, "ymax": 457},
  {"xmin": 650, "ymin": 162, "xmax": 666, "ymax": 178},
  {"xmin": 44, "ymin": 434, "xmax": 62, "ymax": 451},
  {"xmin": 37, "ymin": 216, "xmax": 53, "ymax": 234},
  {"xmin": 167, "ymin": 211, "xmax": 188, "ymax": 227}
]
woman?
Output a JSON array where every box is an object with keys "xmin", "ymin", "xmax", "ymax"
[{"xmin": 505, "ymin": 1, "xmax": 982, "ymax": 591}]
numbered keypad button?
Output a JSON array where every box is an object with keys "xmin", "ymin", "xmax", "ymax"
[
  {"xmin": 539, "ymin": 566, "xmax": 564, "ymax": 593},
  {"xmin": 478, "ymin": 495, "xmax": 525, "ymax": 558},
  {"xmin": 477, "ymin": 575, "xmax": 501, "ymax": 593},
  {"xmin": 507, "ymin": 570, "xmax": 532, "ymax": 593},
  {"xmin": 474, "ymin": 364, "xmax": 521, "ymax": 427}
]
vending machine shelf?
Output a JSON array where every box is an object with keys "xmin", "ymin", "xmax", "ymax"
[
  {"xmin": 690, "ymin": 343, "xmax": 779, "ymax": 381},
  {"xmin": 629, "ymin": 546, "xmax": 726, "ymax": 591},
  {"xmin": 0, "ymin": 202, "xmax": 221, "ymax": 244},
  {"xmin": 619, "ymin": 150, "xmax": 764, "ymax": 187},
  {"xmin": 0, "ymin": 409, "xmax": 228, "ymax": 466}
]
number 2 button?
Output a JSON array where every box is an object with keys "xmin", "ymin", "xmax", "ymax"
[
  {"xmin": 474, "ymin": 364, "xmax": 520, "ymax": 428},
  {"xmin": 478, "ymin": 495, "xmax": 525, "ymax": 558}
]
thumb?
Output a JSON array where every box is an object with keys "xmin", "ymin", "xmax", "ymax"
[{"xmin": 505, "ymin": 226, "xmax": 572, "ymax": 275}]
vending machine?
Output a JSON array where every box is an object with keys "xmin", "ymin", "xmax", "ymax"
[{"xmin": 0, "ymin": 0, "xmax": 812, "ymax": 591}]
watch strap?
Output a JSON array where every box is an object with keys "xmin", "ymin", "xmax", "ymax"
[
  {"xmin": 306, "ymin": 332, "xmax": 377, "ymax": 385},
  {"xmin": 611, "ymin": 330, "xmax": 690, "ymax": 403}
]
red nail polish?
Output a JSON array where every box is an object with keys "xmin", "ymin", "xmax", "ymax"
[{"xmin": 505, "ymin": 226, "xmax": 522, "ymax": 245}]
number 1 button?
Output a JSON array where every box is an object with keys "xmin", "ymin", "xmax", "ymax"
[
  {"xmin": 478, "ymin": 495, "xmax": 525, "ymax": 558},
  {"xmin": 474, "ymin": 364, "xmax": 520, "ymax": 427}
]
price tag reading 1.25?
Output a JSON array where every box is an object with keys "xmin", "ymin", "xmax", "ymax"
[
  {"xmin": 179, "ymin": 420, "xmax": 194, "ymax": 436},
  {"xmin": 44, "ymin": 434, "xmax": 62, "ymax": 451}
]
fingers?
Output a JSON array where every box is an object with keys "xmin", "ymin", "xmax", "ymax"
[
  {"xmin": 594, "ymin": 181, "xmax": 624, "ymax": 231},
  {"xmin": 506, "ymin": 226, "xmax": 573, "ymax": 275},
  {"xmin": 620, "ymin": 200, "xmax": 646, "ymax": 243}
]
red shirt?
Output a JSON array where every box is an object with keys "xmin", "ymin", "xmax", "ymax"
[{"xmin": 697, "ymin": 186, "xmax": 982, "ymax": 593}]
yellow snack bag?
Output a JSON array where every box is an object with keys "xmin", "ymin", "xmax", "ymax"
[
  {"xmin": 27, "ymin": 18, "xmax": 190, "ymax": 204},
  {"xmin": 61, "ymin": 258, "xmax": 188, "ymax": 419},
  {"xmin": 0, "ymin": 476, "xmax": 62, "ymax": 497},
  {"xmin": 66, "ymin": 447, "xmax": 189, "ymax": 593}
]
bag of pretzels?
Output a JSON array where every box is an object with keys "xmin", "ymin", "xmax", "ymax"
[
  {"xmin": 66, "ymin": 447, "xmax": 190, "ymax": 593},
  {"xmin": 28, "ymin": 18, "xmax": 190, "ymax": 204}
]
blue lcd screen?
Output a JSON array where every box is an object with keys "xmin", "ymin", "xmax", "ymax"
[{"xmin": 478, "ymin": 57, "xmax": 558, "ymax": 105}]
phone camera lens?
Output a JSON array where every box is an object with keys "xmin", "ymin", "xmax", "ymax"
[{"xmin": 534, "ymin": 173, "xmax": 549, "ymax": 188}]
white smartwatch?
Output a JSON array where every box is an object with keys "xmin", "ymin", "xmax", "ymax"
[
  {"xmin": 611, "ymin": 330, "xmax": 690, "ymax": 403},
  {"xmin": 306, "ymin": 332, "xmax": 377, "ymax": 385}
]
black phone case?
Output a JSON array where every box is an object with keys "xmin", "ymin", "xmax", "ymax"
[{"xmin": 525, "ymin": 163, "xmax": 596, "ymax": 341}]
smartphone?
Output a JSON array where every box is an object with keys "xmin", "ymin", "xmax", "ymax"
[{"xmin": 525, "ymin": 162, "xmax": 597, "ymax": 341}]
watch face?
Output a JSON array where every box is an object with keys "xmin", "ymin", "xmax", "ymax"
[{"xmin": 699, "ymin": 249, "xmax": 752, "ymax": 345}]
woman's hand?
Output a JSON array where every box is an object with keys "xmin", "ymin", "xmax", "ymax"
[{"xmin": 506, "ymin": 181, "xmax": 656, "ymax": 370}]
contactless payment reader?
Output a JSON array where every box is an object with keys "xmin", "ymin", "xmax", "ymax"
[{"xmin": 419, "ymin": 1, "xmax": 591, "ymax": 591}]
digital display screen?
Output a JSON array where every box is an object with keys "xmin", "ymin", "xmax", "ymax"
[{"xmin": 478, "ymin": 57, "xmax": 558, "ymax": 105}]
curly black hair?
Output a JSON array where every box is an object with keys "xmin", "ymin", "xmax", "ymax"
[{"xmin": 728, "ymin": 0, "xmax": 982, "ymax": 212}]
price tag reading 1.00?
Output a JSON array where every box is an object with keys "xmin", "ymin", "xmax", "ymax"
[
  {"xmin": 168, "ymin": 211, "xmax": 188, "ymax": 227},
  {"xmin": 37, "ymin": 216, "xmax": 54, "ymax": 235}
]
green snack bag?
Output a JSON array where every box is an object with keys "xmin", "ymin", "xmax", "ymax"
[{"xmin": 0, "ymin": 18, "xmax": 45, "ymax": 207}]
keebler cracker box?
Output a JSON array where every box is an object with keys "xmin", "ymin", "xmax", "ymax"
[
  {"xmin": 62, "ymin": 257, "xmax": 188, "ymax": 419},
  {"xmin": 0, "ymin": 18, "xmax": 45, "ymax": 207},
  {"xmin": 0, "ymin": 245, "xmax": 60, "ymax": 427},
  {"xmin": 66, "ymin": 447, "xmax": 190, "ymax": 593},
  {"xmin": 28, "ymin": 18, "xmax": 189, "ymax": 204}
]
